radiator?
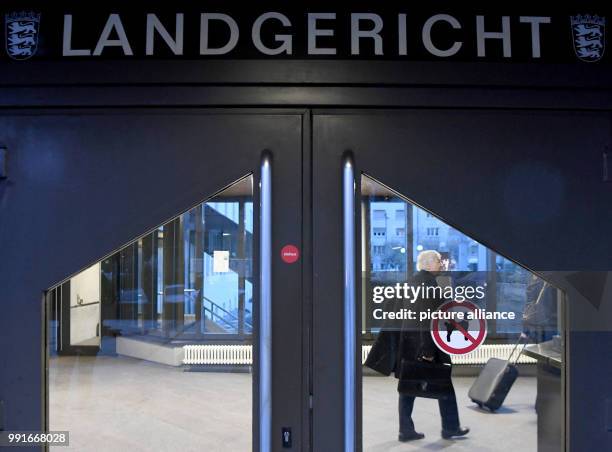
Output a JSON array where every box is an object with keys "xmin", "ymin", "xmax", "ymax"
[
  {"xmin": 184, "ymin": 344, "xmax": 536, "ymax": 366},
  {"xmin": 361, "ymin": 344, "xmax": 536, "ymax": 365},
  {"xmin": 183, "ymin": 344, "xmax": 252, "ymax": 365}
]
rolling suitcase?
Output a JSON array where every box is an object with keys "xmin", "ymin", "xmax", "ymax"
[{"xmin": 468, "ymin": 336, "xmax": 525, "ymax": 412}]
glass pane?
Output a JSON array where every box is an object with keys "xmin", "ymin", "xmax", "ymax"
[
  {"xmin": 47, "ymin": 175, "xmax": 254, "ymax": 451},
  {"xmin": 361, "ymin": 174, "xmax": 564, "ymax": 451}
]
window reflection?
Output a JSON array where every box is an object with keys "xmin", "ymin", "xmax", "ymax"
[
  {"xmin": 49, "ymin": 174, "xmax": 254, "ymax": 352},
  {"xmin": 362, "ymin": 175, "xmax": 556, "ymax": 337}
]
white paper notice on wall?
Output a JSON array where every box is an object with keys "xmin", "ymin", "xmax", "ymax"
[{"xmin": 213, "ymin": 250, "xmax": 230, "ymax": 273}]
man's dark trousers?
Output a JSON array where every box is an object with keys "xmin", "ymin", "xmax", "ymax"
[{"xmin": 398, "ymin": 388, "xmax": 460, "ymax": 433}]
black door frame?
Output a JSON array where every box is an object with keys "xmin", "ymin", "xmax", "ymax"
[{"xmin": 6, "ymin": 100, "xmax": 608, "ymax": 452}]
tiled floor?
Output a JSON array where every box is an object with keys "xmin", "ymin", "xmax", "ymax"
[
  {"xmin": 50, "ymin": 356, "xmax": 539, "ymax": 452},
  {"xmin": 363, "ymin": 375, "xmax": 537, "ymax": 451},
  {"xmin": 50, "ymin": 356, "xmax": 252, "ymax": 452}
]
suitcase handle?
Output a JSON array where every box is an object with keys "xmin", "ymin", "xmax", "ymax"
[
  {"xmin": 507, "ymin": 334, "xmax": 528, "ymax": 366},
  {"xmin": 510, "ymin": 281, "xmax": 548, "ymax": 365},
  {"xmin": 521, "ymin": 281, "xmax": 549, "ymax": 320}
]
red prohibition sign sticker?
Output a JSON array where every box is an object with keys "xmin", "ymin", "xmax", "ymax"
[
  {"xmin": 280, "ymin": 244, "xmax": 300, "ymax": 264},
  {"xmin": 430, "ymin": 301, "xmax": 487, "ymax": 355}
]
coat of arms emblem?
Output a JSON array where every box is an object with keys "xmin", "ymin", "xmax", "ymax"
[
  {"xmin": 5, "ymin": 11, "xmax": 41, "ymax": 60},
  {"xmin": 570, "ymin": 14, "xmax": 606, "ymax": 62}
]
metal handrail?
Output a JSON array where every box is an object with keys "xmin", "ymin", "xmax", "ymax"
[
  {"xmin": 203, "ymin": 307, "xmax": 235, "ymax": 331},
  {"xmin": 202, "ymin": 296, "xmax": 253, "ymax": 331}
]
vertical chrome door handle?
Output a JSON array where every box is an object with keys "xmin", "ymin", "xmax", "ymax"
[
  {"xmin": 260, "ymin": 153, "xmax": 272, "ymax": 452},
  {"xmin": 343, "ymin": 154, "xmax": 356, "ymax": 452}
]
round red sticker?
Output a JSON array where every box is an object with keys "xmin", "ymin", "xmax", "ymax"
[
  {"xmin": 430, "ymin": 301, "xmax": 487, "ymax": 355},
  {"xmin": 280, "ymin": 245, "xmax": 299, "ymax": 264}
]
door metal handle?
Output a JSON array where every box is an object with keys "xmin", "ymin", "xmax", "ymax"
[{"xmin": 260, "ymin": 151, "xmax": 272, "ymax": 452}]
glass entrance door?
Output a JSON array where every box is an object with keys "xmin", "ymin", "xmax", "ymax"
[
  {"xmin": 311, "ymin": 110, "xmax": 583, "ymax": 452},
  {"xmin": 38, "ymin": 108, "xmax": 597, "ymax": 451},
  {"xmin": 40, "ymin": 110, "xmax": 306, "ymax": 452}
]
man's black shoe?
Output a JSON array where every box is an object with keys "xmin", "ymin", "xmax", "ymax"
[
  {"xmin": 441, "ymin": 427, "xmax": 470, "ymax": 439},
  {"xmin": 398, "ymin": 431, "xmax": 425, "ymax": 442}
]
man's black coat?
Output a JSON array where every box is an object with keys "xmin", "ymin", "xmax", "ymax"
[{"xmin": 364, "ymin": 270, "xmax": 451, "ymax": 379}]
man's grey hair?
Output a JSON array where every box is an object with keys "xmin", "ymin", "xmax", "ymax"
[{"xmin": 416, "ymin": 250, "xmax": 441, "ymax": 271}]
